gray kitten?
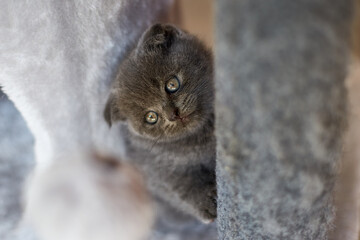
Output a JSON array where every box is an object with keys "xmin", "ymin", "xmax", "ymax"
[{"xmin": 104, "ymin": 24, "xmax": 216, "ymax": 222}]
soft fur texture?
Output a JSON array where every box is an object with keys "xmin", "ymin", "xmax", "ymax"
[
  {"xmin": 104, "ymin": 24, "xmax": 217, "ymax": 222},
  {"xmin": 25, "ymin": 152, "xmax": 152, "ymax": 240}
]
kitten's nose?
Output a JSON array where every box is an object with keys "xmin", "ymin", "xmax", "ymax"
[{"xmin": 168, "ymin": 108, "xmax": 180, "ymax": 122}]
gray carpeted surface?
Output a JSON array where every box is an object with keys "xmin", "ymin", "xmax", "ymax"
[{"xmin": 215, "ymin": 0, "xmax": 353, "ymax": 239}]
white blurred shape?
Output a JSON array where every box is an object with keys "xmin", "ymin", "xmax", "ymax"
[{"xmin": 25, "ymin": 152, "xmax": 153, "ymax": 240}]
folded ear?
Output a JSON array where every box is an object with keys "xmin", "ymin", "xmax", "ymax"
[
  {"xmin": 104, "ymin": 92, "xmax": 126, "ymax": 127},
  {"xmin": 137, "ymin": 23, "xmax": 181, "ymax": 54}
]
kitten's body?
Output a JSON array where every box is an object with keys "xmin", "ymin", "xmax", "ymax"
[
  {"xmin": 105, "ymin": 24, "xmax": 217, "ymax": 221},
  {"xmin": 123, "ymin": 118, "xmax": 216, "ymax": 221}
]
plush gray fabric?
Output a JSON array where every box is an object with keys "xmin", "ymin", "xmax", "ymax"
[{"xmin": 215, "ymin": 0, "xmax": 353, "ymax": 239}]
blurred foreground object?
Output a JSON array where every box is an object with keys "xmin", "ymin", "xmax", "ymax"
[
  {"xmin": 215, "ymin": 0, "xmax": 353, "ymax": 239},
  {"xmin": 25, "ymin": 152, "xmax": 152, "ymax": 240}
]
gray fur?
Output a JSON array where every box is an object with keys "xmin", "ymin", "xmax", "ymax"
[
  {"xmin": 215, "ymin": 0, "xmax": 353, "ymax": 239},
  {"xmin": 105, "ymin": 24, "xmax": 217, "ymax": 222}
]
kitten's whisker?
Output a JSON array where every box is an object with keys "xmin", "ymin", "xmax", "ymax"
[
  {"xmin": 182, "ymin": 95, "xmax": 190, "ymax": 106},
  {"xmin": 169, "ymin": 124, "xmax": 176, "ymax": 132}
]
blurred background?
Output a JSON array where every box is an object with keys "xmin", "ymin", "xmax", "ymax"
[{"xmin": 169, "ymin": 0, "xmax": 213, "ymax": 48}]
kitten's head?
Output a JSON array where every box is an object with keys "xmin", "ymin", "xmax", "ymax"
[{"xmin": 104, "ymin": 24, "xmax": 214, "ymax": 142}]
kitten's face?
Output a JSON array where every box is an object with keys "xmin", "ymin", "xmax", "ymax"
[{"xmin": 105, "ymin": 24, "xmax": 214, "ymax": 142}]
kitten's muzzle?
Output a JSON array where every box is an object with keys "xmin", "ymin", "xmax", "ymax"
[
  {"xmin": 167, "ymin": 107, "xmax": 180, "ymax": 122},
  {"xmin": 168, "ymin": 108, "xmax": 192, "ymax": 124}
]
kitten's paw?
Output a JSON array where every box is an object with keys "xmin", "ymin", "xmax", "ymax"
[{"xmin": 197, "ymin": 186, "xmax": 217, "ymax": 223}]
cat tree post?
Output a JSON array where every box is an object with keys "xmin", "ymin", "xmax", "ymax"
[{"xmin": 215, "ymin": 0, "xmax": 354, "ymax": 239}]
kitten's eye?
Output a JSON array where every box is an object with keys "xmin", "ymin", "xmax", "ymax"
[
  {"xmin": 145, "ymin": 111, "xmax": 158, "ymax": 124},
  {"xmin": 165, "ymin": 76, "xmax": 180, "ymax": 93}
]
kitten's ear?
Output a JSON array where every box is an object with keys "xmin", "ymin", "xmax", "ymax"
[
  {"xmin": 137, "ymin": 24, "xmax": 181, "ymax": 53},
  {"xmin": 104, "ymin": 92, "xmax": 126, "ymax": 127}
]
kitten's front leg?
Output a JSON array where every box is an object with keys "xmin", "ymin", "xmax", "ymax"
[{"xmin": 173, "ymin": 163, "xmax": 217, "ymax": 222}]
